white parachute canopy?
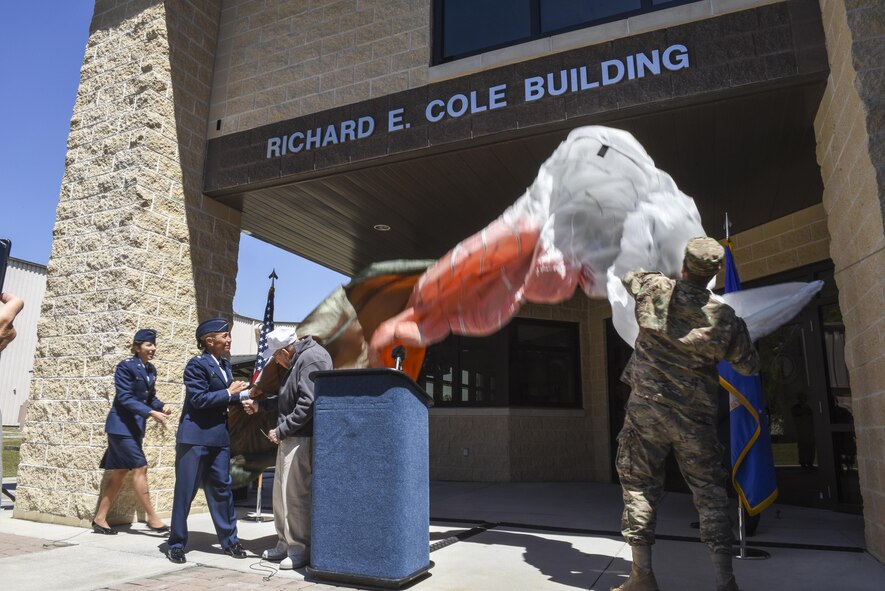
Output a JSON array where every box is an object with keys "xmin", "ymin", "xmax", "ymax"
[
  {"xmin": 506, "ymin": 124, "xmax": 826, "ymax": 346},
  {"xmin": 608, "ymin": 258, "xmax": 825, "ymax": 347},
  {"xmin": 720, "ymin": 280, "xmax": 824, "ymax": 342}
]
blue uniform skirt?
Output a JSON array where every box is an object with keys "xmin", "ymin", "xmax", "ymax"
[{"xmin": 100, "ymin": 434, "xmax": 147, "ymax": 470}]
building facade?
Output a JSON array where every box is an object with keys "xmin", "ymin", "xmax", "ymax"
[{"xmin": 14, "ymin": 0, "xmax": 884, "ymax": 561}]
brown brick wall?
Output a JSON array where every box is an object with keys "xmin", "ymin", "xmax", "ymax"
[
  {"xmin": 429, "ymin": 292, "xmax": 610, "ymax": 482},
  {"xmin": 208, "ymin": 0, "xmax": 432, "ymax": 137},
  {"xmin": 721, "ymin": 203, "xmax": 831, "ymax": 284},
  {"xmin": 815, "ymin": 0, "xmax": 885, "ymax": 561},
  {"xmin": 208, "ymin": 1, "xmax": 789, "ymax": 140}
]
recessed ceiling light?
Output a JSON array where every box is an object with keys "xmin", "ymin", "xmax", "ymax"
[
  {"xmin": 373, "ymin": 224, "xmax": 391, "ymax": 231},
  {"xmin": 242, "ymin": 229, "xmax": 253, "ymax": 236}
]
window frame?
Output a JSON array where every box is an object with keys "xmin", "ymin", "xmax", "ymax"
[
  {"xmin": 507, "ymin": 317, "xmax": 583, "ymax": 408},
  {"xmin": 418, "ymin": 317, "xmax": 583, "ymax": 409},
  {"xmin": 432, "ymin": 0, "xmax": 702, "ymax": 65}
]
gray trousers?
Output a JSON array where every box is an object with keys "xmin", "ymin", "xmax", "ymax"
[{"xmin": 273, "ymin": 435, "xmax": 312, "ymax": 551}]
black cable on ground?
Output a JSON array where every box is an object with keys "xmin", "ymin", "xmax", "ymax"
[
  {"xmin": 429, "ymin": 521, "xmax": 498, "ymax": 553},
  {"xmin": 248, "ymin": 559, "xmax": 279, "ymax": 581},
  {"xmin": 42, "ymin": 528, "xmax": 88, "ymax": 548}
]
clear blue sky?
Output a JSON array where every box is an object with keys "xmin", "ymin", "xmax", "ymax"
[{"xmin": 0, "ymin": 2, "xmax": 347, "ymax": 322}]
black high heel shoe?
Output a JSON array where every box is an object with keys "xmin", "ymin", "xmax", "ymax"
[{"xmin": 91, "ymin": 520, "xmax": 117, "ymax": 535}]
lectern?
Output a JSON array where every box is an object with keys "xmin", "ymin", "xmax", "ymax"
[{"xmin": 308, "ymin": 368, "xmax": 434, "ymax": 588}]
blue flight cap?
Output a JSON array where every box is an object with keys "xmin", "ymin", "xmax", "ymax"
[
  {"xmin": 195, "ymin": 317, "xmax": 230, "ymax": 344},
  {"xmin": 134, "ymin": 329, "xmax": 156, "ymax": 343}
]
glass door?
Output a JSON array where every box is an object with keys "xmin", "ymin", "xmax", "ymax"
[
  {"xmin": 819, "ymin": 301, "xmax": 861, "ymax": 510},
  {"xmin": 748, "ymin": 264, "xmax": 861, "ymax": 512},
  {"xmin": 756, "ymin": 311, "xmax": 828, "ymax": 507}
]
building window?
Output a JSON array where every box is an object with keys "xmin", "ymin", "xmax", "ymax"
[
  {"xmin": 540, "ymin": 0, "xmax": 641, "ymax": 33},
  {"xmin": 433, "ymin": 0, "xmax": 700, "ymax": 63},
  {"xmin": 441, "ymin": 0, "xmax": 532, "ymax": 61},
  {"xmin": 418, "ymin": 318, "xmax": 582, "ymax": 408}
]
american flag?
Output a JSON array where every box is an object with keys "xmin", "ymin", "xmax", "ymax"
[{"xmin": 252, "ymin": 270, "xmax": 277, "ymax": 383}]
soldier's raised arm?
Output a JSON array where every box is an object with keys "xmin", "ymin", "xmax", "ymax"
[{"xmin": 725, "ymin": 316, "xmax": 760, "ymax": 376}]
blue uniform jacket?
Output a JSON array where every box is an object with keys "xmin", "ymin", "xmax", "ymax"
[
  {"xmin": 105, "ymin": 356, "xmax": 164, "ymax": 440},
  {"xmin": 177, "ymin": 353, "xmax": 235, "ymax": 447}
]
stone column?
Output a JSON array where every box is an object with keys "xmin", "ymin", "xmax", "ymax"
[
  {"xmin": 815, "ymin": 0, "xmax": 885, "ymax": 560},
  {"xmin": 14, "ymin": 0, "xmax": 239, "ymax": 526}
]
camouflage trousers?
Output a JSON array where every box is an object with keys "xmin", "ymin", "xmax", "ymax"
[{"xmin": 616, "ymin": 394, "xmax": 733, "ymax": 554}]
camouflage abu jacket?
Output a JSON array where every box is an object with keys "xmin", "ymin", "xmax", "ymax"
[{"xmin": 621, "ymin": 271, "xmax": 760, "ymax": 422}]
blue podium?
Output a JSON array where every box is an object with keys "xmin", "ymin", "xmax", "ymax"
[{"xmin": 308, "ymin": 368, "xmax": 434, "ymax": 588}]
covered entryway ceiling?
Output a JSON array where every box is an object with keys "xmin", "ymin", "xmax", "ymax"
[{"xmin": 209, "ymin": 82, "xmax": 825, "ymax": 278}]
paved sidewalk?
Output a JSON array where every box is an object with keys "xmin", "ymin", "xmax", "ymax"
[
  {"xmin": 0, "ymin": 531, "xmax": 61, "ymax": 559},
  {"xmin": 1, "ymin": 480, "xmax": 883, "ymax": 590}
]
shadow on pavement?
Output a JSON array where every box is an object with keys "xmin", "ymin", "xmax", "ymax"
[{"xmin": 432, "ymin": 526, "xmax": 630, "ymax": 590}]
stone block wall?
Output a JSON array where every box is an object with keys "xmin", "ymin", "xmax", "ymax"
[
  {"xmin": 14, "ymin": 0, "xmax": 240, "ymax": 526},
  {"xmin": 815, "ymin": 0, "xmax": 885, "ymax": 561},
  {"xmin": 429, "ymin": 414, "xmax": 512, "ymax": 482},
  {"xmin": 208, "ymin": 0, "xmax": 432, "ymax": 137}
]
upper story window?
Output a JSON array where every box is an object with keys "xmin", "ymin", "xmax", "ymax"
[
  {"xmin": 418, "ymin": 317, "xmax": 582, "ymax": 408},
  {"xmin": 433, "ymin": 0, "xmax": 700, "ymax": 64}
]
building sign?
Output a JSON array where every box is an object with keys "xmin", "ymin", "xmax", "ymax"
[
  {"xmin": 266, "ymin": 44, "xmax": 690, "ymax": 159},
  {"xmin": 204, "ymin": 3, "xmax": 828, "ymax": 195}
]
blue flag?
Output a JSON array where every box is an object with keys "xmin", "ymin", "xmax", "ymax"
[{"xmin": 718, "ymin": 242, "xmax": 778, "ymax": 515}]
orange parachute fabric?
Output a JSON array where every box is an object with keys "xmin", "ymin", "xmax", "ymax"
[
  {"xmin": 343, "ymin": 264, "xmax": 431, "ymax": 379},
  {"xmin": 368, "ymin": 219, "xmax": 542, "ymax": 368}
]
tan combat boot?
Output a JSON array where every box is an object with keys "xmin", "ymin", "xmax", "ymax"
[{"xmin": 610, "ymin": 565, "xmax": 660, "ymax": 591}]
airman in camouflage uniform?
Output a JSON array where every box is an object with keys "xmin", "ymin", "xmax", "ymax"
[{"xmin": 613, "ymin": 237, "xmax": 760, "ymax": 591}]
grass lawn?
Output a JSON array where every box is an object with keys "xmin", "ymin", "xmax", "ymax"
[{"xmin": 2, "ymin": 426, "xmax": 22, "ymax": 478}]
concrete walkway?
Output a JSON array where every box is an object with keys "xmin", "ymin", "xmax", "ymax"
[{"xmin": 1, "ymin": 480, "xmax": 882, "ymax": 590}]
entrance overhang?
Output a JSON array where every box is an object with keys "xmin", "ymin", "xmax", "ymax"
[{"xmin": 204, "ymin": 3, "xmax": 828, "ymax": 277}]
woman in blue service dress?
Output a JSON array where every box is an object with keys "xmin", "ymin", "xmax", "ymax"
[{"xmin": 92, "ymin": 329, "xmax": 172, "ymax": 534}]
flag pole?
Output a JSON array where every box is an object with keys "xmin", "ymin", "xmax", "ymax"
[
  {"xmin": 737, "ymin": 500, "xmax": 747, "ymax": 559},
  {"xmin": 725, "ymin": 215, "xmax": 770, "ymax": 561},
  {"xmin": 734, "ymin": 503, "xmax": 769, "ymax": 559},
  {"xmin": 245, "ymin": 269, "xmax": 278, "ymax": 523},
  {"xmin": 725, "ymin": 211, "xmax": 747, "ymax": 559},
  {"xmin": 727, "ymin": 212, "xmax": 749, "ymax": 558},
  {"xmin": 728, "ymin": 213, "xmax": 748, "ymax": 559}
]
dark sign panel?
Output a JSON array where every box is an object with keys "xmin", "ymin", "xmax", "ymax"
[{"xmin": 204, "ymin": 3, "xmax": 826, "ymax": 195}]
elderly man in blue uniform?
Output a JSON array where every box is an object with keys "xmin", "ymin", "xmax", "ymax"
[{"xmin": 166, "ymin": 317, "xmax": 251, "ymax": 564}]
